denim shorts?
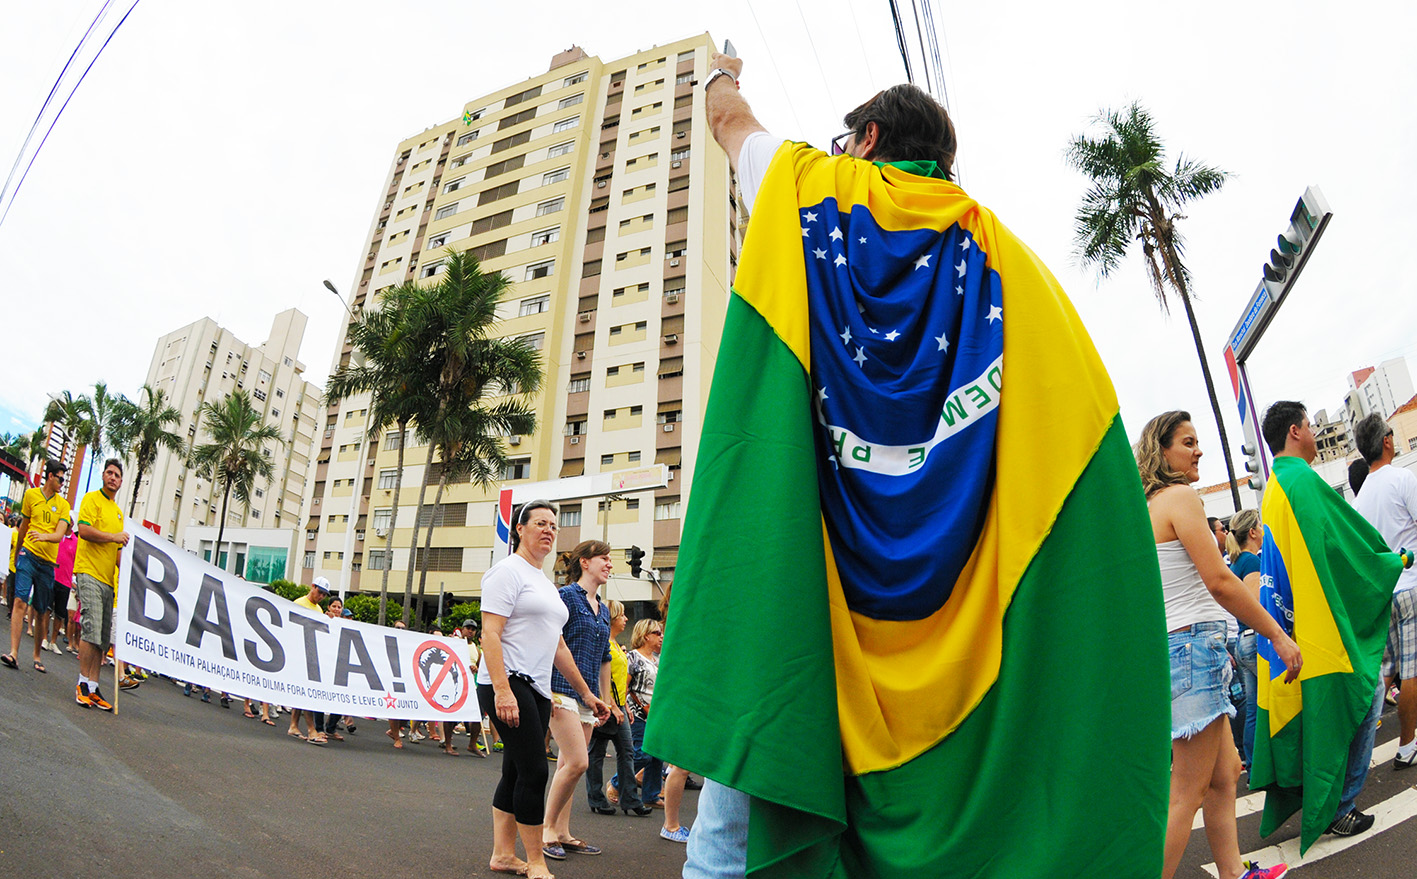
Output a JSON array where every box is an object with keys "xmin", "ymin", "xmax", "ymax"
[
  {"xmin": 14, "ymin": 549, "xmax": 56, "ymax": 615},
  {"xmin": 1169, "ymin": 619, "xmax": 1236, "ymax": 740}
]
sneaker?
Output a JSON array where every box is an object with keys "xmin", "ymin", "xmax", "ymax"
[
  {"xmin": 88, "ymin": 688, "xmax": 114, "ymax": 712},
  {"xmin": 1387, "ymin": 685, "xmax": 1400, "ymax": 706},
  {"xmin": 492, "ymin": 741, "xmax": 504, "ymax": 751},
  {"xmin": 119, "ymin": 676, "xmax": 141, "ymax": 690},
  {"xmin": 40, "ymin": 639, "xmax": 50, "ymax": 652},
  {"xmin": 684, "ymin": 775, "xmax": 704, "ymax": 790},
  {"xmin": 1395, "ymin": 747, "xmax": 1417, "ymax": 771},
  {"xmin": 75, "ymin": 683, "xmax": 93, "ymax": 708},
  {"xmin": 1327, "ymin": 809, "xmax": 1375, "ymax": 837},
  {"xmin": 660, "ymin": 825, "xmax": 691, "ymax": 844},
  {"xmin": 51, "ymin": 641, "xmax": 63, "ymax": 656},
  {"xmin": 1240, "ymin": 862, "xmax": 1288, "ymax": 879}
]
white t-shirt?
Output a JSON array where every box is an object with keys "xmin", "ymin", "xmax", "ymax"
[
  {"xmin": 1354, "ymin": 463, "xmax": 1417, "ymax": 593},
  {"xmin": 735, "ymin": 130, "xmax": 783, "ymax": 214},
  {"xmin": 475, "ymin": 553, "xmax": 569, "ymax": 698}
]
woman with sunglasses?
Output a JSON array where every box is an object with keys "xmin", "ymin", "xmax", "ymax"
[{"xmin": 477, "ymin": 501, "xmax": 609, "ymax": 879}]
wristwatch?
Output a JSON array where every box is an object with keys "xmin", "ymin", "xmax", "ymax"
[{"xmin": 703, "ymin": 68, "xmax": 737, "ymax": 92}]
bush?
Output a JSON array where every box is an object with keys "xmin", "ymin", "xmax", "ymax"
[
  {"xmin": 265, "ymin": 579, "xmax": 305, "ymax": 602},
  {"xmin": 433, "ymin": 601, "xmax": 481, "ymax": 635}
]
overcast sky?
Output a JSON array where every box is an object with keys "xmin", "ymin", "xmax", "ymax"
[{"xmin": 4, "ymin": 0, "xmax": 1415, "ymax": 496}]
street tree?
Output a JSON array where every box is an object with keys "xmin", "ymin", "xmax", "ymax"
[
  {"xmin": 189, "ymin": 391, "xmax": 284, "ymax": 572},
  {"xmin": 43, "ymin": 390, "xmax": 91, "ymax": 471},
  {"xmin": 1067, "ymin": 101, "xmax": 1241, "ymax": 510},
  {"xmin": 112, "ymin": 384, "xmax": 186, "ymax": 518},
  {"xmin": 77, "ymin": 382, "xmax": 128, "ymax": 491}
]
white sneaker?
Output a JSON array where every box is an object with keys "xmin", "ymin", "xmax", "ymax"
[
  {"xmin": 40, "ymin": 640, "xmax": 50, "ymax": 652},
  {"xmin": 51, "ymin": 641, "xmax": 63, "ymax": 655}
]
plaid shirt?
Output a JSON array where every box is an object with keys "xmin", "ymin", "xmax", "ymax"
[{"xmin": 550, "ymin": 584, "xmax": 612, "ymax": 702}]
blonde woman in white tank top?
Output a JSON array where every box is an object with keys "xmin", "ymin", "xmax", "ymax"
[{"xmin": 1137, "ymin": 411, "xmax": 1302, "ymax": 879}]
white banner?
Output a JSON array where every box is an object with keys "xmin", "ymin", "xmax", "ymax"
[{"xmin": 116, "ymin": 529, "xmax": 478, "ymax": 721}]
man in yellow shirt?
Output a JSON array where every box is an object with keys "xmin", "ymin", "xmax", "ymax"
[
  {"xmin": 3, "ymin": 461, "xmax": 71, "ymax": 673},
  {"xmin": 290, "ymin": 577, "xmax": 332, "ymax": 744},
  {"xmin": 73, "ymin": 458, "xmax": 130, "ymax": 711}
]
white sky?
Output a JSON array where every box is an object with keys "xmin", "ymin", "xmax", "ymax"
[{"xmin": 3, "ymin": 0, "xmax": 1415, "ymax": 497}]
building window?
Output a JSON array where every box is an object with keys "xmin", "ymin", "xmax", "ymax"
[
  {"xmin": 275, "ymin": 388, "xmax": 284, "ymax": 398},
  {"xmin": 604, "ymin": 408, "xmax": 617, "ymax": 420},
  {"xmin": 675, "ymin": 72, "xmax": 693, "ymax": 85},
  {"xmin": 531, "ymin": 227, "xmax": 559, "ymax": 247},
  {"xmin": 434, "ymin": 203, "xmax": 459, "ymax": 220},
  {"xmin": 625, "ymin": 498, "xmax": 640, "ymax": 510},
  {"xmin": 303, "ymin": 551, "xmax": 315, "ymax": 568},
  {"xmin": 568, "ymin": 377, "xmax": 591, "ymax": 393},
  {"xmin": 377, "ymin": 469, "xmax": 398, "ymax": 490},
  {"xmin": 428, "ymin": 232, "xmax": 450, "ymax": 248},
  {"xmin": 536, "ymin": 197, "xmax": 565, "ymax": 216},
  {"xmin": 547, "ymin": 141, "xmax": 574, "ymax": 158},
  {"xmin": 601, "ymin": 454, "xmax": 615, "ymax": 466},
  {"xmin": 519, "ymin": 295, "xmax": 550, "ymax": 316},
  {"xmin": 525, "ymin": 260, "xmax": 554, "ymax": 280},
  {"xmin": 565, "ymin": 419, "xmax": 587, "ymax": 436},
  {"xmin": 558, "ymin": 93, "xmax": 584, "ymax": 109},
  {"xmin": 520, "ymin": 332, "xmax": 545, "ymax": 351},
  {"xmin": 253, "ymin": 389, "xmax": 267, "ymax": 401},
  {"xmin": 629, "ymin": 405, "xmax": 643, "ymax": 416},
  {"xmin": 552, "ymin": 116, "xmax": 579, "ymax": 133},
  {"xmin": 421, "ymin": 259, "xmax": 445, "ymax": 278},
  {"xmin": 444, "ymin": 176, "xmax": 466, "ymax": 193},
  {"xmin": 655, "ymin": 499, "xmax": 681, "ymax": 520},
  {"xmin": 560, "ymin": 508, "xmax": 582, "ymax": 527},
  {"xmin": 543, "ymin": 167, "xmax": 570, "ymax": 185},
  {"xmin": 501, "ymin": 457, "xmax": 531, "ymax": 480},
  {"xmin": 372, "ymin": 508, "xmax": 392, "ymax": 530},
  {"xmin": 457, "ymin": 131, "xmax": 479, "ymax": 146},
  {"xmin": 383, "ymin": 429, "xmax": 409, "ymax": 450},
  {"xmin": 564, "ymin": 71, "xmax": 588, "ymax": 86},
  {"xmin": 666, "ymin": 241, "xmax": 688, "ymax": 258},
  {"xmin": 367, "ymin": 550, "xmax": 387, "ymax": 570},
  {"xmin": 627, "ymin": 451, "xmax": 641, "ymax": 463}
]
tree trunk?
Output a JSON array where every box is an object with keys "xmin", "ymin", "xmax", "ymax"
[
  {"xmin": 128, "ymin": 464, "xmax": 144, "ymax": 518},
  {"xmin": 1177, "ymin": 289, "xmax": 1244, "ymax": 512},
  {"xmin": 402, "ymin": 440, "xmax": 437, "ymax": 625},
  {"xmin": 415, "ymin": 470, "xmax": 451, "ymax": 628},
  {"xmin": 377, "ymin": 419, "xmax": 408, "ymax": 626},
  {"xmin": 215, "ymin": 480, "xmax": 232, "ymax": 571}
]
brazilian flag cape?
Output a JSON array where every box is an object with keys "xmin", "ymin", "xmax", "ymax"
[
  {"xmin": 1253, "ymin": 455, "xmax": 1403, "ymax": 852},
  {"xmin": 646, "ymin": 142, "xmax": 1169, "ymax": 878}
]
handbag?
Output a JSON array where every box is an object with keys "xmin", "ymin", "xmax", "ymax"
[{"xmin": 592, "ymin": 680, "xmax": 623, "ymax": 740}]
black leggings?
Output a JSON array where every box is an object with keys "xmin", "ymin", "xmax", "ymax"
[{"xmin": 478, "ymin": 678, "xmax": 552, "ymax": 825}]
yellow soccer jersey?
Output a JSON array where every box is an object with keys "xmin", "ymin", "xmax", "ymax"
[
  {"xmin": 75, "ymin": 488, "xmax": 125, "ymax": 588},
  {"xmin": 21, "ymin": 487, "xmax": 71, "ymax": 565}
]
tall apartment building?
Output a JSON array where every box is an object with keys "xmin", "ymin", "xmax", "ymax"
[
  {"xmin": 304, "ymin": 34, "xmax": 739, "ymax": 607},
  {"xmin": 1344, "ymin": 358, "xmax": 1415, "ymax": 428},
  {"xmin": 133, "ymin": 308, "xmax": 322, "ymax": 555}
]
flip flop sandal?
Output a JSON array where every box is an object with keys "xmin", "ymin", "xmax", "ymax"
[
  {"xmin": 0, "ymin": 654, "xmax": 17, "ymax": 669},
  {"xmin": 262, "ymin": 718, "xmax": 276, "ymax": 726},
  {"xmin": 308, "ymin": 736, "xmax": 327, "ymax": 746},
  {"xmin": 243, "ymin": 711, "xmax": 258, "ymax": 718},
  {"xmin": 560, "ymin": 839, "xmax": 601, "ymax": 855},
  {"xmin": 288, "ymin": 731, "xmax": 307, "ymax": 740},
  {"xmin": 33, "ymin": 661, "xmax": 46, "ymax": 674},
  {"xmin": 329, "ymin": 732, "xmax": 345, "ymax": 741}
]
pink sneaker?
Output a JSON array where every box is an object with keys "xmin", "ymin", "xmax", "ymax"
[{"xmin": 1240, "ymin": 863, "xmax": 1288, "ymax": 879}]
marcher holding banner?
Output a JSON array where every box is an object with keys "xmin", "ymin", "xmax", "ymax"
[
  {"xmin": 476, "ymin": 500, "xmax": 609, "ymax": 879},
  {"xmin": 74, "ymin": 458, "xmax": 130, "ymax": 711}
]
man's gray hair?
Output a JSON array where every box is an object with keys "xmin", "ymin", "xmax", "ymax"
[{"xmin": 1354, "ymin": 412, "xmax": 1390, "ymax": 465}]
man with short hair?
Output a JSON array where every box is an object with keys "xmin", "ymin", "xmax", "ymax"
[
  {"xmin": 1352, "ymin": 412, "xmax": 1417, "ymax": 770},
  {"xmin": 1253, "ymin": 402, "xmax": 1411, "ymax": 842},
  {"xmin": 290, "ymin": 577, "xmax": 332, "ymax": 744},
  {"xmin": 1208, "ymin": 516, "xmax": 1228, "ymax": 554},
  {"xmin": 73, "ymin": 458, "xmax": 130, "ymax": 711},
  {"xmin": 3, "ymin": 461, "xmax": 71, "ymax": 673}
]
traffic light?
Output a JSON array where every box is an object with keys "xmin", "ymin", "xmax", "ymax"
[
  {"xmin": 627, "ymin": 545, "xmax": 645, "ymax": 578},
  {"xmin": 1260, "ymin": 187, "xmax": 1331, "ymax": 302},
  {"xmin": 1242, "ymin": 442, "xmax": 1265, "ymax": 492}
]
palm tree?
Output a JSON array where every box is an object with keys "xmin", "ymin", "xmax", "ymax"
[
  {"xmin": 0, "ymin": 432, "xmax": 29, "ymax": 460},
  {"xmin": 405, "ymin": 250, "xmax": 542, "ymax": 623},
  {"xmin": 112, "ymin": 384, "xmax": 186, "ymax": 518},
  {"xmin": 76, "ymin": 382, "xmax": 127, "ymax": 492},
  {"xmin": 26, "ymin": 426, "xmax": 48, "ymax": 476},
  {"xmin": 43, "ymin": 390, "xmax": 91, "ymax": 472},
  {"xmin": 189, "ymin": 391, "xmax": 284, "ymax": 571},
  {"xmin": 1067, "ymin": 101, "xmax": 1241, "ymax": 511},
  {"xmin": 325, "ymin": 283, "xmax": 437, "ymax": 625}
]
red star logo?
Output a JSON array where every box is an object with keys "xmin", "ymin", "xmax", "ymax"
[{"xmin": 383, "ymin": 692, "xmax": 397, "ymax": 709}]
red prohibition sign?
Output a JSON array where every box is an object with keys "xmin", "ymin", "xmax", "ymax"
[{"xmin": 413, "ymin": 640, "xmax": 471, "ymax": 714}]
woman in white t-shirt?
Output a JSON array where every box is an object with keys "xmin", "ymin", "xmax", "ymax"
[{"xmin": 477, "ymin": 500, "xmax": 608, "ymax": 879}]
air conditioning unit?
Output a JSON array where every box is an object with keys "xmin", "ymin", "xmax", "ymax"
[
  {"xmin": 676, "ymin": 131, "xmax": 686, "ymax": 139},
  {"xmin": 671, "ymin": 160, "xmax": 682, "ymax": 168},
  {"xmin": 670, "ymin": 259, "xmax": 680, "ymax": 267},
  {"xmin": 597, "ymin": 180, "xmax": 607, "ymax": 188},
  {"xmin": 577, "ymin": 351, "xmax": 587, "ymax": 359},
  {"xmin": 668, "ymin": 470, "xmax": 675, "ymax": 480},
  {"xmin": 508, "ymin": 435, "xmax": 522, "ymax": 445},
  {"xmin": 579, "ymin": 312, "xmax": 592, "ymax": 322},
  {"xmin": 663, "ymin": 423, "xmax": 675, "ymax": 432},
  {"xmin": 663, "ymin": 333, "xmax": 678, "ymax": 344},
  {"xmin": 375, "ymin": 527, "xmax": 388, "ymax": 538},
  {"xmin": 665, "ymin": 293, "xmax": 679, "ymax": 304},
  {"xmin": 569, "ymin": 436, "xmax": 580, "ymax": 445}
]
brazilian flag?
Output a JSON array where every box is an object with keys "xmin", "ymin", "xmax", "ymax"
[
  {"xmin": 646, "ymin": 142, "xmax": 1170, "ymax": 878},
  {"xmin": 1254, "ymin": 455, "xmax": 1403, "ymax": 852}
]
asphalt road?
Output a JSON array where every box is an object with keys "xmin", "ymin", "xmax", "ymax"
[
  {"xmin": 5, "ymin": 639, "xmax": 1417, "ymax": 878},
  {"xmin": 0, "ymin": 643, "xmax": 696, "ymax": 879}
]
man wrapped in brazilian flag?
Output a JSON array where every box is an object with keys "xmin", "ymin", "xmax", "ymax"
[
  {"xmin": 1252, "ymin": 401, "xmax": 1412, "ymax": 853},
  {"xmin": 645, "ymin": 51, "xmax": 1171, "ymax": 879}
]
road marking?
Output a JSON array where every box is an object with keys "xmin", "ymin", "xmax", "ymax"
[
  {"xmin": 1200, "ymin": 787, "xmax": 1417, "ymax": 876},
  {"xmin": 1192, "ymin": 739, "xmax": 1406, "ymax": 830}
]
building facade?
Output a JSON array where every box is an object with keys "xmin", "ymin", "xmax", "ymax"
[
  {"xmin": 1344, "ymin": 357, "xmax": 1415, "ymax": 428},
  {"xmin": 304, "ymin": 35, "xmax": 739, "ymax": 608},
  {"xmin": 132, "ymin": 308, "xmax": 322, "ymax": 557}
]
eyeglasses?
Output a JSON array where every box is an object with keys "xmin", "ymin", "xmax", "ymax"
[
  {"xmin": 525, "ymin": 519, "xmax": 558, "ymax": 531},
  {"xmin": 830, "ymin": 130, "xmax": 853, "ymax": 156},
  {"xmin": 650, "ymin": 629, "xmax": 664, "ymax": 636}
]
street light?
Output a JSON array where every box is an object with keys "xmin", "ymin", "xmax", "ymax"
[{"xmin": 324, "ymin": 279, "xmax": 354, "ymax": 319}]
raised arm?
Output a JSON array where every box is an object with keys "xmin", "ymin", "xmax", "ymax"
[{"xmin": 705, "ymin": 53, "xmax": 766, "ymax": 174}]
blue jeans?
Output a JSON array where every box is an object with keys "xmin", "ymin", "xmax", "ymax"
[
  {"xmin": 1336, "ymin": 681, "xmax": 1384, "ymax": 819},
  {"xmin": 613, "ymin": 717, "xmax": 664, "ymax": 803},
  {"xmin": 1235, "ymin": 630, "xmax": 1258, "ymax": 768},
  {"xmin": 684, "ymin": 779, "xmax": 749, "ymax": 879},
  {"xmin": 586, "ymin": 713, "xmax": 642, "ymax": 809}
]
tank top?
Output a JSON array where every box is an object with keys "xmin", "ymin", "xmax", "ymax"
[{"xmin": 1156, "ymin": 539, "xmax": 1226, "ymax": 631}]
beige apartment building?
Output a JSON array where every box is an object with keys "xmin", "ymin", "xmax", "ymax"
[
  {"xmin": 132, "ymin": 308, "xmax": 322, "ymax": 563},
  {"xmin": 304, "ymin": 34, "xmax": 740, "ymax": 610}
]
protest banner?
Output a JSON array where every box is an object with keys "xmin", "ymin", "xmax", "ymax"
[{"xmin": 116, "ymin": 528, "xmax": 477, "ymax": 720}]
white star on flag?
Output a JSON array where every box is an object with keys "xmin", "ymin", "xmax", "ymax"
[
  {"xmin": 853, "ymin": 346, "xmax": 867, "ymax": 367},
  {"xmin": 834, "ymin": 253, "xmax": 847, "ymax": 267},
  {"xmin": 858, "ymin": 236, "xmax": 867, "ymax": 244},
  {"xmin": 802, "ymin": 227, "xmax": 811, "ymax": 237},
  {"xmin": 884, "ymin": 330, "xmax": 900, "ymax": 341},
  {"xmin": 987, "ymin": 305, "xmax": 1003, "ymax": 323},
  {"xmin": 956, "ymin": 260, "xmax": 967, "ymax": 278},
  {"xmin": 803, "ymin": 211, "xmax": 817, "ymax": 223},
  {"xmin": 840, "ymin": 326, "xmax": 853, "ymax": 345},
  {"xmin": 817, "ymin": 387, "xmax": 828, "ymax": 402},
  {"xmin": 935, "ymin": 332, "xmax": 950, "ymax": 352},
  {"xmin": 813, "ymin": 248, "xmax": 828, "ymax": 260},
  {"xmin": 955, "ymin": 285, "xmax": 964, "ymax": 296},
  {"xmin": 914, "ymin": 254, "xmax": 931, "ymax": 270},
  {"xmin": 867, "ymin": 326, "xmax": 878, "ymax": 334},
  {"xmin": 961, "ymin": 238, "xmax": 970, "ymax": 251},
  {"xmin": 830, "ymin": 226, "xmax": 843, "ymax": 241}
]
